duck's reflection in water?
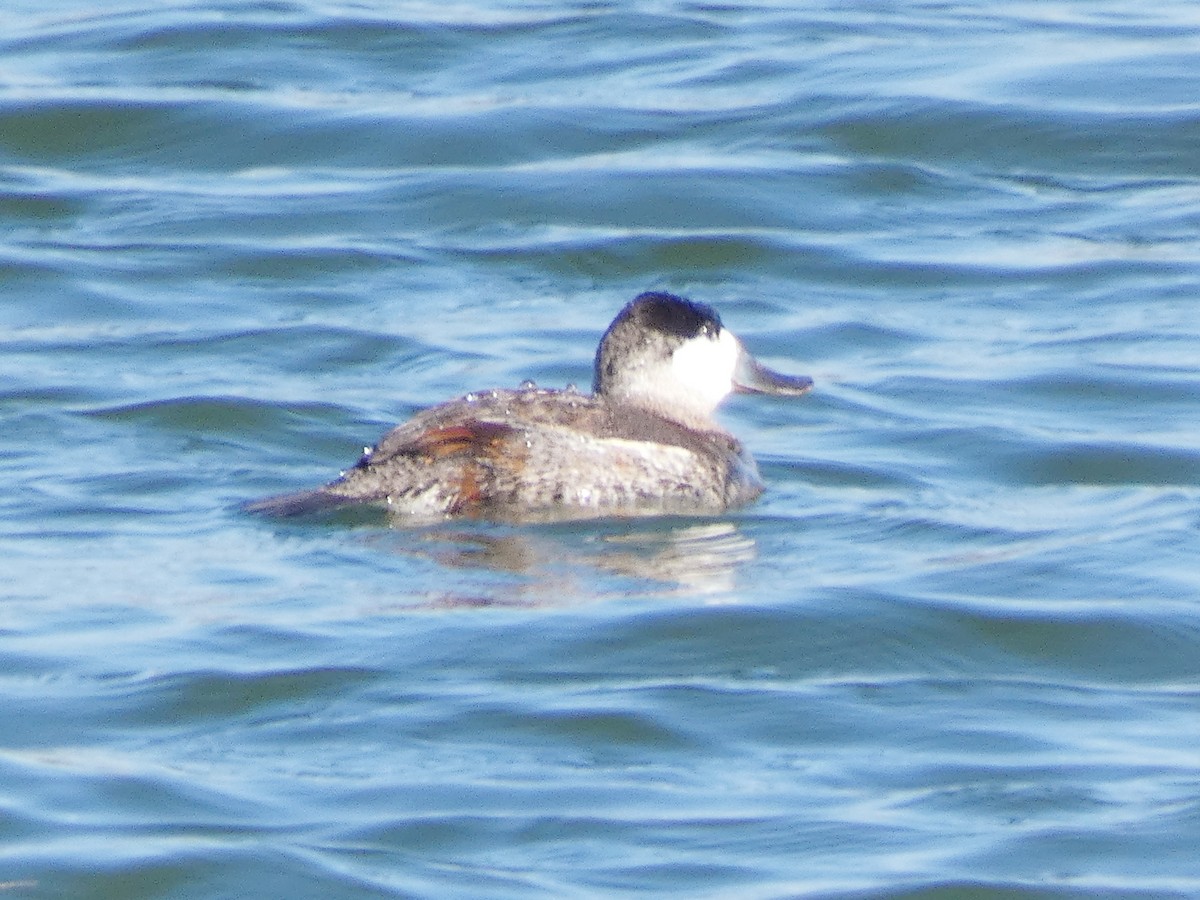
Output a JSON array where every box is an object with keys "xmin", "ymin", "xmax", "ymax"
[{"xmin": 361, "ymin": 518, "xmax": 757, "ymax": 608}]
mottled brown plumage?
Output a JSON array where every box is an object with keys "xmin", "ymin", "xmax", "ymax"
[{"xmin": 246, "ymin": 292, "xmax": 811, "ymax": 523}]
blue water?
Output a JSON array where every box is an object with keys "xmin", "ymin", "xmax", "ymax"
[{"xmin": 3, "ymin": 2, "xmax": 1200, "ymax": 897}]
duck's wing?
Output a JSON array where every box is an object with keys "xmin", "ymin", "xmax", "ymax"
[{"xmin": 244, "ymin": 403, "xmax": 525, "ymax": 519}]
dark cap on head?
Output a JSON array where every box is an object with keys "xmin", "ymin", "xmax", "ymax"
[{"xmin": 614, "ymin": 292, "xmax": 723, "ymax": 341}]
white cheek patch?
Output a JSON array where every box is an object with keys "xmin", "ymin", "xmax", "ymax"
[{"xmin": 669, "ymin": 328, "xmax": 740, "ymax": 412}]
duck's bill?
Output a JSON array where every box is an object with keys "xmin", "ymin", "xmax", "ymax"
[{"xmin": 733, "ymin": 353, "xmax": 813, "ymax": 396}]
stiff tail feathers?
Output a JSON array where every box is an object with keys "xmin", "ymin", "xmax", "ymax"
[{"xmin": 241, "ymin": 487, "xmax": 358, "ymax": 519}]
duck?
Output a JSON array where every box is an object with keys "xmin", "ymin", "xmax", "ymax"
[{"xmin": 246, "ymin": 291, "xmax": 811, "ymax": 523}]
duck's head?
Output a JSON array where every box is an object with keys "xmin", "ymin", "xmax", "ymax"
[{"xmin": 593, "ymin": 292, "xmax": 812, "ymax": 425}]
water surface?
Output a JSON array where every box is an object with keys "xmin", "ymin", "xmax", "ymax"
[{"xmin": 2, "ymin": 2, "xmax": 1199, "ymax": 897}]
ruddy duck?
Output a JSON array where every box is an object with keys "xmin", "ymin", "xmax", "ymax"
[{"xmin": 246, "ymin": 291, "xmax": 812, "ymax": 522}]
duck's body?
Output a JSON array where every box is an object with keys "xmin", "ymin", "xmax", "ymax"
[{"xmin": 247, "ymin": 292, "xmax": 811, "ymax": 523}]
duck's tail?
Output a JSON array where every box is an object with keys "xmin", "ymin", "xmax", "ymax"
[{"xmin": 241, "ymin": 487, "xmax": 357, "ymax": 518}]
